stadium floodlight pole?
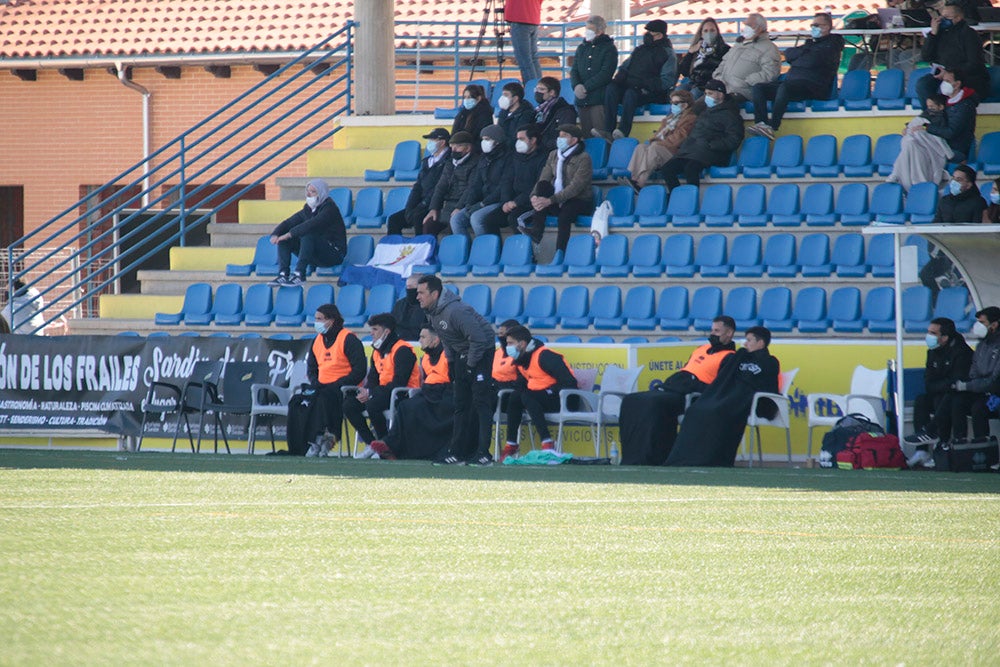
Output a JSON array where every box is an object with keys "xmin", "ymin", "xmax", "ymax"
[{"xmin": 469, "ymin": 0, "xmax": 506, "ymax": 80}]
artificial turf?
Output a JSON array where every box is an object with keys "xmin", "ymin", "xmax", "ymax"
[{"xmin": 1, "ymin": 449, "xmax": 998, "ymax": 665}]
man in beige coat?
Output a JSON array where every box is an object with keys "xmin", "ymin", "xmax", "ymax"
[
  {"xmin": 523, "ymin": 124, "xmax": 594, "ymax": 253},
  {"xmin": 711, "ymin": 14, "xmax": 780, "ymax": 104}
]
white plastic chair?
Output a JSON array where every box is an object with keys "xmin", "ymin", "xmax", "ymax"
[
  {"xmin": 594, "ymin": 364, "xmax": 644, "ymax": 457},
  {"xmin": 247, "ymin": 360, "xmax": 308, "ymax": 455},
  {"xmin": 806, "ymin": 365, "xmax": 886, "ymax": 457},
  {"xmin": 544, "ymin": 367, "xmax": 600, "ymax": 453},
  {"xmin": 744, "ymin": 368, "xmax": 799, "ymax": 467}
]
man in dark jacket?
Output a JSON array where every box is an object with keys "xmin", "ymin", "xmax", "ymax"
[
  {"xmin": 500, "ymin": 325, "xmax": 578, "ymax": 461},
  {"xmin": 940, "ymin": 306, "xmax": 1000, "ymax": 446},
  {"xmin": 497, "ymin": 81, "xmax": 536, "ymax": 149},
  {"xmin": 596, "ymin": 19, "xmax": 677, "ymax": 140},
  {"xmin": 570, "ymin": 15, "xmax": 618, "ymax": 137},
  {"xmin": 484, "ymin": 123, "xmax": 548, "ymax": 235},
  {"xmin": 748, "ymin": 12, "xmax": 844, "ymax": 139},
  {"xmin": 450, "ymin": 124, "xmax": 512, "ymax": 238},
  {"xmin": 659, "ymin": 80, "xmax": 743, "ymax": 189},
  {"xmin": 526, "ymin": 124, "xmax": 594, "ymax": 252},
  {"xmin": 926, "ymin": 68, "xmax": 978, "ymax": 162},
  {"xmin": 916, "ymin": 2, "xmax": 990, "ymax": 107},
  {"xmin": 934, "ymin": 165, "xmax": 987, "ymax": 223},
  {"xmin": 903, "ymin": 317, "xmax": 974, "ymax": 467},
  {"xmin": 387, "ymin": 128, "xmax": 451, "ymax": 236},
  {"xmin": 423, "ymin": 131, "xmax": 479, "ymax": 236},
  {"xmin": 268, "ymin": 178, "xmax": 347, "ymax": 286},
  {"xmin": 533, "ymin": 76, "xmax": 578, "ymax": 153},
  {"xmin": 416, "ymin": 274, "xmax": 497, "ymax": 465},
  {"xmin": 390, "ymin": 273, "xmax": 427, "ymax": 341}
]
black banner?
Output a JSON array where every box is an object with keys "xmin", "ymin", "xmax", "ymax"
[{"xmin": 0, "ymin": 334, "xmax": 310, "ymax": 439}]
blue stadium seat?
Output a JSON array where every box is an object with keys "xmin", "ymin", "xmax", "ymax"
[
  {"xmin": 491, "ymin": 285, "xmax": 525, "ymax": 324},
  {"xmin": 633, "ymin": 185, "xmax": 668, "ymax": 227},
  {"xmin": 384, "ymin": 187, "xmax": 411, "ymax": 219},
  {"xmin": 829, "ymin": 286, "xmax": 863, "ymax": 333},
  {"xmin": 623, "ymin": 286, "xmax": 657, "ymax": 330},
  {"xmin": 717, "ymin": 135, "xmax": 769, "ymax": 178},
  {"xmin": 809, "ymin": 79, "xmax": 840, "ymax": 111},
  {"xmin": 794, "ymin": 286, "xmax": 829, "ymax": 333},
  {"xmin": 319, "ymin": 234, "xmax": 375, "ymax": 277},
  {"xmin": 873, "ymin": 134, "xmax": 902, "ymax": 177},
  {"xmin": 596, "ymin": 234, "xmax": 630, "ymax": 277},
  {"xmin": 462, "ymin": 284, "xmax": 492, "ymax": 320},
  {"xmin": 839, "ymin": 135, "xmax": 874, "ymax": 177},
  {"xmin": 832, "ymin": 233, "xmax": 866, "ymax": 277},
  {"xmin": 336, "ymin": 284, "xmax": 367, "ymax": 327},
  {"xmin": 906, "ymin": 67, "xmax": 932, "ymax": 107},
  {"xmin": 724, "ymin": 286, "xmax": 759, "ymax": 329},
  {"xmin": 630, "ymin": 234, "xmax": 663, "ymax": 277},
  {"xmin": 904, "ymin": 181, "xmax": 939, "ymax": 224},
  {"xmin": 604, "ymin": 185, "xmax": 637, "ymax": 227},
  {"xmin": 870, "ymin": 182, "xmax": 905, "ymax": 223},
  {"xmin": 905, "ymin": 234, "xmax": 931, "ymax": 270},
  {"xmin": 804, "ymin": 135, "xmax": 838, "ymax": 177},
  {"xmin": 835, "ymin": 183, "xmax": 871, "ymax": 226},
  {"xmin": 934, "ymin": 286, "xmax": 974, "ymax": 331},
  {"xmin": 663, "ymin": 233, "xmax": 696, "ymax": 277},
  {"xmin": 352, "ymin": 187, "xmax": 385, "ymax": 228},
  {"xmin": 244, "ymin": 283, "xmax": 276, "ymax": 327},
  {"xmin": 364, "ymin": 140, "xmax": 422, "ymax": 182},
  {"xmin": 489, "ymin": 77, "xmax": 519, "ymax": 111},
  {"xmin": 156, "ymin": 283, "xmax": 212, "ymax": 326},
  {"xmin": 500, "ymin": 234, "xmax": 534, "ymax": 277},
  {"xmin": 554, "ymin": 335, "xmax": 582, "ymax": 343},
  {"xmin": 303, "ymin": 283, "xmax": 335, "ymax": 325},
  {"xmin": 469, "ymin": 234, "xmax": 503, "ymax": 276},
  {"xmin": 867, "ymin": 233, "xmax": 896, "ymax": 278},
  {"xmin": 708, "ymin": 151, "xmax": 738, "ymax": 178},
  {"xmin": 798, "ymin": 233, "xmax": 832, "ymax": 277},
  {"xmin": 586, "ymin": 137, "xmax": 611, "ymax": 179},
  {"xmin": 764, "ymin": 233, "xmax": 798, "ymax": 277},
  {"xmin": 211, "ymin": 283, "xmax": 244, "ymax": 326},
  {"xmin": 730, "ymin": 234, "xmax": 764, "ymax": 277},
  {"xmin": 545, "ymin": 235, "xmax": 595, "ymax": 278},
  {"xmin": 695, "ymin": 233, "xmax": 729, "ymax": 277},
  {"xmin": 591, "ymin": 285, "xmax": 625, "ymax": 329},
  {"xmin": 734, "ymin": 184, "xmax": 767, "ymax": 227},
  {"xmin": 760, "ymin": 286, "xmax": 793, "ymax": 332},
  {"xmin": 621, "ymin": 336, "xmax": 649, "ymax": 343},
  {"xmin": 873, "ymin": 68, "xmax": 906, "ymax": 110},
  {"xmin": 690, "ymin": 285, "xmax": 724, "ymax": 330},
  {"xmin": 864, "ymin": 286, "xmax": 896, "ymax": 333},
  {"xmin": 365, "ymin": 283, "xmax": 398, "ymax": 319},
  {"xmin": 767, "ymin": 183, "xmax": 803, "ymax": 226},
  {"xmin": 902, "ymin": 285, "xmax": 933, "ymax": 333},
  {"xmin": 840, "ymin": 69, "xmax": 873, "ymax": 110},
  {"xmin": 700, "ymin": 184, "xmax": 735, "ymax": 227},
  {"xmin": 227, "ymin": 236, "xmax": 276, "ymax": 276},
  {"xmin": 525, "ymin": 285, "xmax": 558, "ymax": 328},
  {"xmin": 976, "ymin": 132, "xmax": 1000, "ymax": 174},
  {"xmin": 557, "ymin": 286, "xmax": 591, "ymax": 329},
  {"xmin": 770, "ymin": 135, "xmax": 805, "ymax": 178},
  {"xmin": 657, "ymin": 286, "xmax": 691, "ymax": 330},
  {"xmin": 665, "ymin": 185, "xmax": 700, "ymax": 227},
  {"xmin": 273, "ymin": 285, "xmax": 305, "ymax": 326},
  {"xmin": 422, "ymin": 234, "xmax": 468, "ymax": 275},
  {"xmin": 329, "ymin": 187, "xmax": 353, "ymax": 223},
  {"xmin": 605, "ymin": 138, "xmax": 639, "ymax": 179}
]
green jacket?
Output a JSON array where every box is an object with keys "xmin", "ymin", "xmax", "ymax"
[{"xmin": 570, "ymin": 34, "xmax": 618, "ymax": 107}]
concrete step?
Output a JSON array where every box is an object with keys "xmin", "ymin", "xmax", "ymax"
[{"xmin": 69, "ymin": 315, "xmax": 315, "ymax": 338}]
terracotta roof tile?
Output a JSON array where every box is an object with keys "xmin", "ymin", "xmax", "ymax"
[{"xmin": 0, "ymin": 0, "xmax": 882, "ymax": 60}]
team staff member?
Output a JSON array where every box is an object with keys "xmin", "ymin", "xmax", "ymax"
[
  {"xmin": 500, "ymin": 325, "xmax": 578, "ymax": 462},
  {"xmin": 345, "ymin": 313, "xmax": 419, "ymax": 459},
  {"xmin": 298, "ymin": 303, "xmax": 367, "ymax": 457},
  {"xmin": 619, "ymin": 316, "xmax": 737, "ymax": 465},
  {"xmin": 416, "ymin": 274, "xmax": 497, "ymax": 465}
]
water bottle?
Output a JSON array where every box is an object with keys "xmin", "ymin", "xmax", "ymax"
[{"xmin": 609, "ymin": 440, "xmax": 620, "ymax": 465}]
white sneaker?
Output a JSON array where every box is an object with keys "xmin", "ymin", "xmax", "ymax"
[
  {"xmin": 354, "ymin": 444, "xmax": 376, "ymax": 459},
  {"xmin": 305, "ymin": 441, "xmax": 321, "ymax": 457},
  {"xmin": 612, "ymin": 129, "xmax": 626, "ymax": 140},
  {"xmin": 906, "ymin": 449, "xmax": 931, "ymax": 468}
]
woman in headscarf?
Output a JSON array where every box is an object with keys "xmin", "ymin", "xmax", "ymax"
[{"xmin": 268, "ymin": 178, "xmax": 347, "ymax": 286}]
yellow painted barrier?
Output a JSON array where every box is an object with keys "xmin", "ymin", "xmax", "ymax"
[
  {"xmin": 168, "ymin": 246, "xmax": 253, "ymax": 271},
  {"xmin": 238, "ymin": 199, "xmax": 304, "ymax": 224},
  {"xmin": 98, "ymin": 294, "xmax": 183, "ymax": 319}
]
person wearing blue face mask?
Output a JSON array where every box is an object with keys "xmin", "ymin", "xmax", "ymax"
[
  {"xmin": 983, "ymin": 177, "xmax": 1000, "ymax": 223},
  {"xmin": 525, "ymin": 124, "xmax": 594, "ymax": 253},
  {"xmin": 387, "ymin": 128, "xmax": 451, "ymax": 237},
  {"xmin": 499, "ymin": 325, "xmax": 578, "ymax": 461},
  {"xmin": 748, "ymin": 12, "xmax": 843, "ymax": 140},
  {"xmin": 622, "ymin": 89, "xmax": 697, "ymax": 192},
  {"xmin": 916, "ymin": 2, "xmax": 990, "ymax": 109},
  {"xmin": 933, "ymin": 164, "xmax": 987, "ymax": 223},
  {"xmin": 451, "ymin": 84, "xmax": 494, "ymax": 146},
  {"xmin": 903, "ymin": 317, "xmax": 974, "ymax": 467}
]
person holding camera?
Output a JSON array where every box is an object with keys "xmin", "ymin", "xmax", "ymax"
[{"xmin": 916, "ymin": 2, "xmax": 990, "ymax": 107}]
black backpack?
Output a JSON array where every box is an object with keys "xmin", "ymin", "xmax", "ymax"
[{"xmin": 819, "ymin": 413, "xmax": 885, "ymax": 468}]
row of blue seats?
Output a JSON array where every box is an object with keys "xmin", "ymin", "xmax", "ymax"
[
  {"xmin": 457, "ymin": 283, "xmax": 975, "ymax": 335},
  {"xmin": 123, "ymin": 330, "xmax": 681, "ymax": 344}
]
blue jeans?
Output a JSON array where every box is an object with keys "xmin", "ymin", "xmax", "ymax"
[
  {"xmin": 509, "ymin": 22, "xmax": 541, "ymax": 81},
  {"xmin": 450, "ymin": 204, "xmax": 502, "ymax": 237}
]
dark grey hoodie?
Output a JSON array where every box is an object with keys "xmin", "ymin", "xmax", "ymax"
[{"xmin": 424, "ymin": 289, "xmax": 495, "ymax": 367}]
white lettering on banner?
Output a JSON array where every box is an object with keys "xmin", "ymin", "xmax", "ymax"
[
  {"xmin": 142, "ymin": 346, "xmax": 201, "ymax": 386},
  {"xmin": 42, "ymin": 354, "xmax": 73, "ymax": 391},
  {"xmin": 0, "ymin": 343, "xmax": 18, "ymax": 390},
  {"xmin": 20, "ymin": 354, "xmax": 40, "ymax": 390},
  {"xmin": 267, "ymin": 350, "xmax": 295, "ymax": 384}
]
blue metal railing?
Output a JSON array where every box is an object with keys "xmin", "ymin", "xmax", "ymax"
[{"xmin": 6, "ymin": 23, "xmax": 355, "ymax": 334}]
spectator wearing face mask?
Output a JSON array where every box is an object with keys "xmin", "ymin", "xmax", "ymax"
[
  {"xmin": 423, "ymin": 131, "xmax": 480, "ymax": 236},
  {"xmin": 622, "ymin": 89, "xmax": 697, "ymax": 191},
  {"xmin": 268, "ymin": 178, "xmax": 347, "ymax": 286},
  {"xmin": 935, "ymin": 307, "xmax": 1000, "ymax": 448},
  {"xmin": 925, "ymin": 68, "xmax": 978, "ymax": 164},
  {"xmin": 533, "ymin": 76, "xmax": 578, "ymax": 153},
  {"xmin": 390, "ymin": 274, "xmax": 428, "ymax": 342},
  {"xmin": 450, "ymin": 125, "xmax": 513, "ymax": 238},
  {"xmin": 570, "ymin": 15, "xmax": 618, "ymax": 137},
  {"xmin": 387, "ymin": 128, "xmax": 451, "ymax": 236},
  {"xmin": 677, "ymin": 18, "xmax": 730, "ymax": 100},
  {"xmin": 711, "ymin": 13, "xmax": 781, "ymax": 105},
  {"xmin": 886, "ymin": 93, "xmax": 953, "ymax": 191},
  {"xmin": 916, "ymin": 2, "xmax": 990, "ymax": 108},
  {"xmin": 483, "ymin": 123, "xmax": 548, "ymax": 235},
  {"xmin": 525, "ymin": 124, "xmax": 594, "ymax": 252},
  {"xmin": 452, "ymin": 84, "xmax": 495, "ymax": 144},
  {"xmin": 934, "ymin": 164, "xmax": 987, "ymax": 223},
  {"xmin": 496, "ymin": 82, "xmax": 535, "ymax": 148},
  {"xmin": 983, "ymin": 177, "xmax": 1000, "ymax": 223}
]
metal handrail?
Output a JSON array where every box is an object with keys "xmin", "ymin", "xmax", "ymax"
[{"xmin": 6, "ymin": 24, "xmax": 355, "ymax": 334}]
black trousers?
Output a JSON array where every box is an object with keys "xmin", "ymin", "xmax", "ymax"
[
  {"xmin": 660, "ymin": 157, "xmax": 708, "ymax": 190},
  {"xmin": 913, "ymin": 391, "xmax": 945, "ymax": 435},
  {"xmin": 447, "ymin": 355, "xmax": 495, "ymax": 459},
  {"xmin": 935, "ymin": 390, "xmax": 991, "ymax": 441},
  {"xmin": 387, "ymin": 206, "xmax": 427, "ymax": 236},
  {"xmin": 343, "ymin": 386, "xmax": 394, "ymax": 445},
  {"xmin": 506, "ymin": 388, "xmax": 561, "ymax": 443}
]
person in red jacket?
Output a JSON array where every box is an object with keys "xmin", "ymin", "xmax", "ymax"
[{"xmin": 506, "ymin": 0, "xmax": 543, "ymax": 81}]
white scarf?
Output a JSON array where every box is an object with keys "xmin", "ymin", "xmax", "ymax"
[{"xmin": 554, "ymin": 144, "xmax": 575, "ymax": 193}]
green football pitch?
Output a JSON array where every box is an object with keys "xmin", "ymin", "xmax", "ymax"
[{"xmin": 1, "ymin": 449, "xmax": 997, "ymax": 665}]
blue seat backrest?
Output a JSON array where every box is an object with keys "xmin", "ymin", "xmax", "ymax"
[
  {"xmin": 804, "ymin": 135, "xmax": 837, "ymax": 168},
  {"xmin": 690, "ymin": 285, "xmax": 723, "ymax": 320},
  {"xmin": 635, "ymin": 185, "xmax": 667, "ymax": 216},
  {"xmin": 657, "ymin": 286, "xmax": 689, "ymax": 318},
  {"xmin": 606, "ymin": 138, "xmax": 639, "ymax": 170},
  {"xmin": 623, "ymin": 286, "xmax": 656, "ymax": 318},
  {"xmin": 829, "ymin": 286, "xmax": 862, "ymax": 321},
  {"xmin": 760, "ymin": 286, "xmax": 792, "ymax": 319},
  {"xmin": 329, "ymin": 187, "xmax": 353, "ymax": 217},
  {"xmin": 605, "ymin": 185, "xmax": 636, "ymax": 216},
  {"xmin": 557, "ymin": 285, "xmax": 590, "ymax": 318},
  {"xmin": 873, "ymin": 68, "xmax": 904, "ymax": 99},
  {"xmin": 835, "ymin": 183, "xmax": 869, "ymax": 215},
  {"xmin": 590, "ymin": 285, "xmax": 622, "ymax": 318},
  {"xmin": 596, "ymin": 234, "xmax": 629, "ymax": 267},
  {"xmin": 793, "ymin": 286, "xmax": 827, "ymax": 321},
  {"xmin": 764, "ymin": 233, "xmax": 796, "ymax": 265},
  {"xmin": 525, "ymin": 285, "xmax": 557, "ymax": 318},
  {"xmin": 584, "ymin": 137, "xmax": 610, "ymax": 169},
  {"xmin": 391, "ymin": 141, "xmax": 422, "ymax": 172},
  {"xmin": 384, "ymin": 187, "xmax": 412, "ymax": 216}
]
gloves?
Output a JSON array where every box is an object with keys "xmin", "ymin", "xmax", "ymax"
[
  {"xmin": 573, "ymin": 83, "xmax": 587, "ymax": 99},
  {"xmin": 987, "ymin": 393, "xmax": 1000, "ymax": 412},
  {"xmin": 954, "ymin": 380, "xmax": 968, "ymax": 391}
]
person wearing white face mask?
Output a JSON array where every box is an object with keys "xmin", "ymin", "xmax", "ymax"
[
  {"xmin": 387, "ymin": 128, "xmax": 451, "ymax": 236},
  {"xmin": 937, "ymin": 306, "xmax": 1000, "ymax": 449},
  {"xmin": 711, "ymin": 13, "xmax": 780, "ymax": 105},
  {"xmin": 924, "ymin": 68, "xmax": 978, "ymax": 166},
  {"xmin": 496, "ymin": 81, "xmax": 534, "ymax": 148},
  {"xmin": 933, "ymin": 164, "xmax": 987, "ymax": 223},
  {"xmin": 268, "ymin": 178, "xmax": 347, "ymax": 287},
  {"xmin": 677, "ymin": 18, "xmax": 730, "ymax": 100},
  {"xmin": 902, "ymin": 317, "xmax": 973, "ymax": 467},
  {"xmin": 526, "ymin": 124, "xmax": 594, "ymax": 252},
  {"xmin": 449, "ymin": 124, "xmax": 512, "ymax": 238},
  {"xmin": 485, "ymin": 123, "xmax": 547, "ymax": 235},
  {"xmin": 569, "ymin": 15, "xmax": 618, "ymax": 137},
  {"xmin": 424, "ymin": 131, "xmax": 479, "ymax": 236}
]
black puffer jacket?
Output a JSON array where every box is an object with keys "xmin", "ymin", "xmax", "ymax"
[
  {"xmin": 616, "ymin": 37, "xmax": 678, "ymax": 95},
  {"xmin": 674, "ymin": 94, "xmax": 744, "ymax": 166},
  {"xmin": 570, "ymin": 34, "xmax": 618, "ymax": 107},
  {"xmin": 406, "ymin": 149, "xmax": 451, "ymax": 211},
  {"xmin": 429, "ymin": 153, "xmax": 480, "ymax": 211},
  {"xmin": 501, "ymin": 147, "xmax": 548, "ymax": 209},
  {"xmin": 783, "ymin": 33, "xmax": 845, "ymax": 97},
  {"xmin": 460, "ymin": 143, "xmax": 512, "ymax": 209},
  {"xmin": 934, "ymin": 186, "xmax": 987, "ymax": 223},
  {"xmin": 924, "ymin": 333, "xmax": 974, "ymax": 394},
  {"xmin": 678, "ymin": 39, "xmax": 730, "ymax": 90},
  {"xmin": 452, "ymin": 98, "xmax": 495, "ymax": 144},
  {"xmin": 921, "ymin": 20, "xmax": 990, "ymax": 99}
]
